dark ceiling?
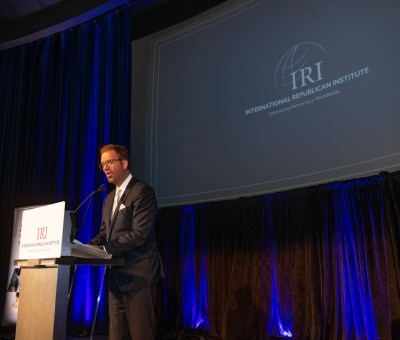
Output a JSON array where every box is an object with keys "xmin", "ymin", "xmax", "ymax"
[
  {"xmin": 0, "ymin": 0, "xmax": 226, "ymax": 50},
  {"xmin": 0, "ymin": 0, "xmax": 63, "ymax": 23}
]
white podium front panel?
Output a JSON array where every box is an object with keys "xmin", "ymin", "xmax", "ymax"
[{"xmin": 19, "ymin": 201, "xmax": 66, "ymax": 259}]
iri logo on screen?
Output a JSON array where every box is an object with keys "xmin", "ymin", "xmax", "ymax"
[{"xmin": 275, "ymin": 42, "xmax": 327, "ymax": 91}]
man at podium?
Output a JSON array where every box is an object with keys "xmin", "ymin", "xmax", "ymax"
[{"xmin": 88, "ymin": 144, "xmax": 162, "ymax": 340}]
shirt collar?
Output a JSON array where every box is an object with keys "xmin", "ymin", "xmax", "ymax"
[{"xmin": 116, "ymin": 173, "xmax": 132, "ymax": 192}]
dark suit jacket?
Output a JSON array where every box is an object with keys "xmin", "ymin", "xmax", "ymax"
[{"xmin": 89, "ymin": 176, "xmax": 162, "ymax": 292}]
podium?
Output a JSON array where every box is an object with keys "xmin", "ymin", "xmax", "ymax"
[
  {"xmin": 12, "ymin": 202, "xmax": 123, "ymax": 340},
  {"xmin": 14, "ymin": 257, "xmax": 123, "ymax": 340}
]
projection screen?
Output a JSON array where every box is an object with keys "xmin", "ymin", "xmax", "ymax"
[{"xmin": 132, "ymin": 0, "xmax": 400, "ymax": 206}]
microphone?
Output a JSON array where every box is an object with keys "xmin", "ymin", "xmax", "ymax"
[
  {"xmin": 73, "ymin": 184, "xmax": 106, "ymax": 214},
  {"xmin": 70, "ymin": 184, "xmax": 106, "ymax": 242}
]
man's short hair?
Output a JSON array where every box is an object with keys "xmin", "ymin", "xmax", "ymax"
[{"xmin": 100, "ymin": 144, "xmax": 129, "ymax": 162}]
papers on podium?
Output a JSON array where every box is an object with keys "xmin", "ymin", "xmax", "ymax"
[{"xmin": 71, "ymin": 239, "xmax": 112, "ymax": 259}]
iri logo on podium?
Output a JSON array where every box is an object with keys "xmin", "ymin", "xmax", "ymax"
[
  {"xmin": 36, "ymin": 227, "xmax": 48, "ymax": 240},
  {"xmin": 20, "ymin": 201, "xmax": 65, "ymax": 259}
]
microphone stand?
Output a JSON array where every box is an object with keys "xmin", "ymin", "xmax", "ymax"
[
  {"xmin": 68, "ymin": 184, "xmax": 106, "ymax": 309},
  {"xmin": 70, "ymin": 184, "xmax": 106, "ymax": 242}
]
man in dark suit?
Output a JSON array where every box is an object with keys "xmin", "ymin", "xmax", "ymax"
[{"xmin": 89, "ymin": 144, "xmax": 162, "ymax": 340}]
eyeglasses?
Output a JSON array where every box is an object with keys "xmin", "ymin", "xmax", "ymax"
[{"xmin": 98, "ymin": 158, "xmax": 123, "ymax": 170}]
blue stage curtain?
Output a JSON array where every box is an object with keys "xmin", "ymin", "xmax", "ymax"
[
  {"xmin": 156, "ymin": 172, "xmax": 400, "ymax": 339},
  {"xmin": 0, "ymin": 6, "xmax": 131, "ymax": 333}
]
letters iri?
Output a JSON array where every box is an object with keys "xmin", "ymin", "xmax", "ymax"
[
  {"xmin": 290, "ymin": 61, "xmax": 323, "ymax": 90},
  {"xmin": 274, "ymin": 42, "xmax": 327, "ymax": 92},
  {"xmin": 36, "ymin": 226, "xmax": 48, "ymax": 240}
]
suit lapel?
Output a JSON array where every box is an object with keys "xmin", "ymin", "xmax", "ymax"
[
  {"xmin": 107, "ymin": 177, "xmax": 136, "ymax": 241},
  {"xmin": 105, "ymin": 190, "xmax": 115, "ymax": 241}
]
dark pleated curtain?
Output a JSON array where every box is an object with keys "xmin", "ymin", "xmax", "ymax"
[
  {"xmin": 156, "ymin": 172, "xmax": 400, "ymax": 340},
  {"xmin": 0, "ymin": 6, "xmax": 131, "ymax": 331}
]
